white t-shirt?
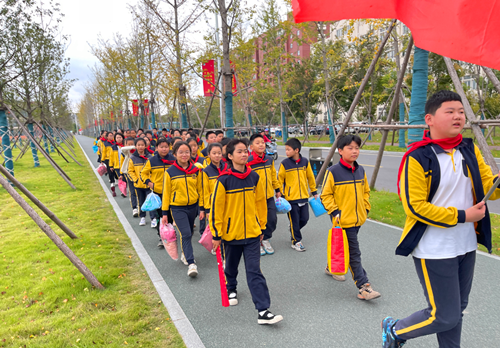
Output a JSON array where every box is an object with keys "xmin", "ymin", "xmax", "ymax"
[{"xmin": 412, "ymin": 147, "xmax": 477, "ymax": 259}]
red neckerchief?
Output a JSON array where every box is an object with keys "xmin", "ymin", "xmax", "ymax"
[
  {"xmin": 340, "ymin": 158, "xmax": 355, "ymax": 173},
  {"xmin": 219, "ymin": 167, "xmax": 252, "ymax": 179},
  {"xmin": 212, "ymin": 162, "xmax": 228, "ymax": 175},
  {"xmin": 130, "ymin": 149, "xmax": 135, "ymax": 154},
  {"xmin": 146, "ymin": 146, "xmax": 154, "ymax": 154},
  {"xmin": 159, "ymin": 154, "xmax": 175, "ymax": 165},
  {"xmin": 222, "ymin": 157, "xmax": 227, "ymax": 163},
  {"xmin": 100, "ymin": 137, "xmax": 106, "ymax": 142},
  {"xmin": 116, "ymin": 143, "xmax": 123, "ymax": 148},
  {"xmin": 397, "ymin": 130, "xmax": 463, "ymax": 198},
  {"xmin": 173, "ymin": 161, "xmax": 199, "ymax": 175},
  {"xmin": 294, "ymin": 155, "xmax": 302, "ymax": 164},
  {"xmin": 247, "ymin": 151, "xmax": 268, "ymax": 166},
  {"xmin": 107, "ymin": 140, "xmax": 116, "ymax": 145},
  {"xmin": 191, "ymin": 155, "xmax": 200, "ymax": 163},
  {"xmin": 137, "ymin": 153, "xmax": 149, "ymax": 161}
]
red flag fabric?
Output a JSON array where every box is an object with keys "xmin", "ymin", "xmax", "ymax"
[
  {"xmin": 291, "ymin": 0, "xmax": 500, "ymax": 70},
  {"xmin": 230, "ymin": 60, "xmax": 237, "ymax": 96},
  {"xmin": 144, "ymin": 99, "xmax": 149, "ymax": 116},
  {"xmin": 132, "ymin": 100, "xmax": 139, "ymax": 116},
  {"xmin": 203, "ymin": 60, "xmax": 216, "ymax": 97}
]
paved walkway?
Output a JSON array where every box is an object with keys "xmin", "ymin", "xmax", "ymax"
[{"xmin": 78, "ymin": 135, "xmax": 500, "ymax": 348}]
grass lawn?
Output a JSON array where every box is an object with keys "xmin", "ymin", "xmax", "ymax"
[
  {"xmin": 0, "ymin": 140, "xmax": 184, "ymax": 347},
  {"xmin": 369, "ymin": 190, "xmax": 500, "ymax": 256}
]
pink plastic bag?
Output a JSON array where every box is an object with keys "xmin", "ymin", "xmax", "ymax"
[
  {"xmin": 160, "ymin": 223, "xmax": 178, "ymax": 260},
  {"xmin": 97, "ymin": 163, "xmax": 107, "ymax": 176},
  {"xmin": 117, "ymin": 178, "xmax": 127, "ymax": 196},
  {"xmin": 199, "ymin": 224, "xmax": 213, "ymax": 252}
]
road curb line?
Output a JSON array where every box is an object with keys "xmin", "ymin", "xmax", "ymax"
[
  {"xmin": 367, "ymin": 218, "xmax": 500, "ymax": 261},
  {"xmin": 76, "ymin": 136, "xmax": 205, "ymax": 348}
]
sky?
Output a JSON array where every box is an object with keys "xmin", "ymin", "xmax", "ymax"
[{"xmin": 59, "ymin": 0, "xmax": 136, "ymax": 107}]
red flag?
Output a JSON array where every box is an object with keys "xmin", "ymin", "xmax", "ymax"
[
  {"xmin": 132, "ymin": 100, "xmax": 139, "ymax": 116},
  {"xmin": 144, "ymin": 99, "xmax": 149, "ymax": 116},
  {"xmin": 230, "ymin": 60, "xmax": 237, "ymax": 96},
  {"xmin": 110, "ymin": 111, "xmax": 114, "ymax": 120},
  {"xmin": 291, "ymin": 0, "xmax": 500, "ymax": 70},
  {"xmin": 216, "ymin": 248, "xmax": 229, "ymax": 307},
  {"xmin": 203, "ymin": 60, "xmax": 216, "ymax": 97}
]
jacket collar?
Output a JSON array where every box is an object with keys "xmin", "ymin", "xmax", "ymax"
[{"xmin": 339, "ymin": 158, "xmax": 358, "ymax": 172}]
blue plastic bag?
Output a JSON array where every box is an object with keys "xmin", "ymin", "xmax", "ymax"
[
  {"xmin": 309, "ymin": 197, "xmax": 327, "ymax": 217},
  {"xmin": 275, "ymin": 197, "xmax": 292, "ymax": 214},
  {"xmin": 92, "ymin": 145, "xmax": 98, "ymax": 153},
  {"xmin": 141, "ymin": 192, "xmax": 162, "ymax": 211}
]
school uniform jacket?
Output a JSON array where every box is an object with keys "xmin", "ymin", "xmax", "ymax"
[
  {"xmin": 278, "ymin": 155, "xmax": 318, "ymax": 204},
  {"xmin": 161, "ymin": 162, "xmax": 203, "ymax": 215},
  {"xmin": 109, "ymin": 144, "xmax": 124, "ymax": 172},
  {"xmin": 201, "ymin": 147, "xmax": 209, "ymax": 158},
  {"xmin": 97, "ymin": 137, "xmax": 105, "ymax": 157},
  {"xmin": 201, "ymin": 162, "xmax": 228, "ymax": 213},
  {"xmin": 320, "ymin": 160, "xmax": 371, "ymax": 228},
  {"xmin": 140, "ymin": 152, "xmax": 175, "ymax": 195},
  {"xmin": 101, "ymin": 140, "xmax": 114, "ymax": 161},
  {"xmin": 128, "ymin": 152, "xmax": 152, "ymax": 189},
  {"xmin": 210, "ymin": 169, "xmax": 267, "ymax": 243},
  {"xmin": 247, "ymin": 153, "xmax": 280, "ymax": 200},
  {"xmin": 398, "ymin": 139, "xmax": 500, "ymax": 256}
]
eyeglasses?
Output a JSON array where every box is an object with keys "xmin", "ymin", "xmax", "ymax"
[{"xmin": 176, "ymin": 151, "xmax": 191, "ymax": 156}]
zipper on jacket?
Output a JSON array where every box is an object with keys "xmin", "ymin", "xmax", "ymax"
[
  {"xmin": 173, "ymin": 192, "xmax": 176, "ymax": 202},
  {"xmin": 296, "ymin": 162, "xmax": 302, "ymax": 199},
  {"xmin": 353, "ymin": 171, "xmax": 359, "ymax": 226},
  {"xmin": 226, "ymin": 218, "xmax": 231, "ymax": 235},
  {"xmin": 184, "ymin": 175, "xmax": 190, "ymax": 205},
  {"xmin": 264, "ymin": 165, "xmax": 269, "ymax": 198}
]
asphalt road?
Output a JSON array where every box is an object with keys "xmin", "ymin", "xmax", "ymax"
[
  {"xmin": 78, "ymin": 135, "xmax": 500, "ymax": 348},
  {"xmin": 274, "ymin": 146, "xmax": 500, "ymax": 214}
]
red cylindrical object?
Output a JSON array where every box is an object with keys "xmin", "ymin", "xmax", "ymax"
[{"xmin": 216, "ymin": 247, "xmax": 229, "ymax": 307}]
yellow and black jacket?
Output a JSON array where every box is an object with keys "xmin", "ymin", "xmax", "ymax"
[
  {"xmin": 128, "ymin": 152, "xmax": 152, "ymax": 189},
  {"xmin": 201, "ymin": 147, "xmax": 209, "ymax": 158},
  {"xmin": 101, "ymin": 140, "xmax": 114, "ymax": 162},
  {"xmin": 140, "ymin": 152, "xmax": 175, "ymax": 195},
  {"xmin": 278, "ymin": 155, "xmax": 318, "ymax": 203},
  {"xmin": 247, "ymin": 153, "xmax": 280, "ymax": 200},
  {"xmin": 96, "ymin": 137, "xmax": 105, "ymax": 158},
  {"xmin": 197, "ymin": 137, "xmax": 205, "ymax": 156},
  {"xmin": 398, "ymin": 139, "xmax": 500, "ymax": 256},
  {"xmin": 201, "ymin": 162, "xmax": 228, "ymax": 213},
  {"xmin": 109, "ymin": 144, "xmax": 124, "ymax": 173},
  {"xmin": 161, "ymin": 162, "xmax": 203, "ymax": 214},
  {"xmin": 191, "ymin": 155, "xmax": 206, "ymax": 167},
  {"xmin": 210, "ymin": 168, "xmax": 267, "ymax": 243},
  {"xmin": 320, "ymin": 160, "xmax": 370, "ymax": 228}
]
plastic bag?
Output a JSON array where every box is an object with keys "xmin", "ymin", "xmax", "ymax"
[
  {"xmin": 160, "ymin": 223, "xmax": 178, "ymax": 260},
  {"xmin": 117, "ymin": 178, "xmax": 127, "ymax": 196},
  {"xmin": 92, "ymin": 145, "xmax": 99, "ymax": 153},
  {"xmin": 309, "ymin": 197, "xmax": 327, "ymax": 217},
  {"xmin": 141, "ymin": 192, "xmax": 162, "ymax": 211},
  {"xmin": 327, "ymin": 217, "xmax": 349, "ymax": 275},
  {"xmin": 275, "ymin": 197, "xmax": 292, "ymax": 214},
  {"xmin": 199, "ymin": 224, "xmax": 213, "ymax": 252},
  {"xmin": 96, "ymin": 163, "xmax": 107, "ymax": 176}
]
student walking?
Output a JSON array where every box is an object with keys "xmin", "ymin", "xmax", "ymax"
[
  {"xmin": 109, "ymin": 132, "xmax": 124, "ymax": 197},
  {"xmin": 277, "ymin": 138, "xmax": 318, "ymax": 251}
]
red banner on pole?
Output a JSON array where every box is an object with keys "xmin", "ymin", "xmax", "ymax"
[
  {"xmin": 110, "ymin": 111, "xmax": 114, "ymax": 120},
  {"xmin": 132, "ymin": 100, "xmax": 139, "ymax": 116},
  {"xmin": 144, "ymin": 99, "xmax": 149, "ymax": 116},
  {"xmin": 230, "ymin": 60, "xmax": 237, "ymax": 96},
  {"xmin": 202, "ymin": 60, "xmax": 215, "ymax": 97}
]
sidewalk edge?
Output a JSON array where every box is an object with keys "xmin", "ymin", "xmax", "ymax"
[{"xmin": 75, "ymin": 136, "xmax": 205, "ymax": 348}]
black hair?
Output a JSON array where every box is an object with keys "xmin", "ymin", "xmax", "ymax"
[
  {"xmin": 188, "ymin": 132, "xmax": 197, "ymax": 139},
  {"xmin": 285, "ymin": 138, "xmax": 301, "ymax": 152},
  {"xmin": 105, "ymin": 131, "xmax": 113, "ymax": 138},
  {"xmin": 206, "ymin": 130, "xmax": 215, "ymax": 138},
  {"xmin": 187, "ymin": 128, "xmax": 193, "ymax": 131},
  {"xmin": 172, "ymin": 141, "xmax": 190, "ymax": 155},
  {"xmin": 249, "ymin": 133, "xmax": 264, "ymax": 144},
  {"xmin": 114, "ymin": 132, "xmax": 124, "ymax": 143},
  {"xmin": 153, "ymin": 127, "xmax": 157, "ymax": 130},
  {"xmin": 225, "ymin": 139, "xmax": 248, "ymax": 165},
  {"xmin": 186, "ymin": 137, "xmax": 198, "ymax": 145},
  {"xmin": 181, "ymin": 129, "xmax": 188, "ymax": 134},
  {"xmin": 220, "ymin": 137, "xmax": 231, "ymax": 147},
  {"xmin": 100, "ymin": 130, "xmax": 106, "ymax": 134},
  {"xmin": 425, "ymin": 90, "xmax": 462, "ymax": 115},
  {"xmin": 207, "ymin": 142, "xmax": 222, "ymax": 154},
  {"xmin": 129, "ymin": 129, "xmax": 136, "ymax": 133},
  {"xmin": 156, "ymin": 137, "xmax": 169, "ymax": 147},
  {"xmin": 338, "ymin": 134, "xmax": 362, "ymax": 149},
  {"xmin": 137, "ymin": 128, "xmax": 144, "ymax": 132},
  {"xmin": 172, "ymin": 136, "xmax": 182, "ymax": 143},
  {"xmin": 162, "ymin": 128, "xmax": 168, "ymax": 132},
  {"xmin": 145, "ymin": 130, "xmax": 152, "ymax": 135},
  {"xmin": 215, "ymin": 130, "xmax": 224, "ymax": 135},
  {"xmin": 134, "ymin": 137, "xmax": 146, "ymax": 146},
  {"xmin": 124, "ymin": 137, "xmax": 135, "ymax": 144},
  {"xmin": 173, "ymin": 129, "xmax": 181, "ymax": 135}
]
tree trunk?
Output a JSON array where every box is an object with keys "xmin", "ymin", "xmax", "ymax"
[
  {"xmin": 219, "ymin": 0, "xmax": 234, "ymax": 138},
  {"xmin": 407, "ymin": 46, "xmax": 429, "ymax": 144}
]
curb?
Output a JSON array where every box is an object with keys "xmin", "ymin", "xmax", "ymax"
[{"xmin": 75, "ymin": 136, "xmax": 205, "ymax": 348}]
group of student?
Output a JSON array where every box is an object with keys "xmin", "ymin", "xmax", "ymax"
[{"xmin": 93, "ymin": 90, "xmax": 499, "ymax": 346}]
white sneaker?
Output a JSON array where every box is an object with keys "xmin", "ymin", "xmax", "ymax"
[
  {"xmin": 180, "ymin": 253, "xmax": 188, "ymax": 265},
  {"xmin": 133, "ymin": 208, "xmax": 139, "ymax": 217},
  {"xmin": 228, "ymin": 291, "xmax": 238, "ymax": 306},
  {"xmin": 151, "ymin": 219, "xmax": 158, "ymax": 229},
  {"xmin": 111, "ymin": 183, "xmax": 115, "ymax": 188},
  {"xmin": 262, "ymin": 240, "xmax": 274, "ymax": 255},
  {"xmin": 260, "ymin": 244, "xmax": 266, "ymax": 256},
  {"xmin": 291, "ymin": 241, "xmax": 306, "ymax": 252},
  {"xmin": 187, "ymin": 264, "xmax": 198, "ymax": 277},
  {"xmin": 139, "ymin": 217, "xmax": 146, "ymax": 226}
]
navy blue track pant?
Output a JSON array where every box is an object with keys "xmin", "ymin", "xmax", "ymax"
[
  {"xmin": 287, "ymin": 202, "xmax": 309, "ymax": 244},
  {"xmin": 126, "ymin": 177, "xmax": 137, "ymax": 210},
  {"xmin": 394, "ymin": 251, "xmax": 476, "ymax": 347},
  {"xmin": 171, "ymin": 204, "xmax": 198, "ymax": 265},
  {"xmin": 135, "ymin": 188, "xmax": 157, "ymax": 219},
  {"xmin": 224, "ymin": 237, "xmax": 271, "ymax": 311},
  {"xmin": 263, "ymin": 197, "xmax": 277, "ymax": 240}
]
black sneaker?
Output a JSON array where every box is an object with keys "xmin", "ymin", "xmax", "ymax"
[
  {"xmin": 258, "ymin": 310, "xmax": 283, "ymax": 325},
  {"xmin": 228, "ymin": 290, "xmax": 238, "ymax": 306}
]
